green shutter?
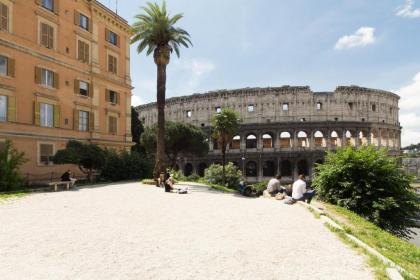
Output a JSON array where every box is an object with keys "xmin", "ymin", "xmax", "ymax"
[
  {"xmin": 73, "ymin": 109, "xmax": 79, "ymax": 130},
  {"xmin": 89, "ymin": 112, "xmax": 94, "ymax": 132},
  {"xmin": 53, "ymin": 105, "xmax": 60, "ymax": 128},
  {"xmin": 7, "ymin": 58, "xmax": 15, "ymax": 77},
  {"xmin": 7, "ymin": 96, "xmax": 16, "ymax": 122},
  {"xmin": 34, "ymin": 102, "xmax": 40, "ymax": 126}
]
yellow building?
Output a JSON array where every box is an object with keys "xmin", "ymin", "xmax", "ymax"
[{"xmin": 0, "ymin": 0, "xmax": 133, "ymax": 182}]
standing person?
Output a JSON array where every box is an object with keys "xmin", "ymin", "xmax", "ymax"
[
  {"xmin": 264, "ymin": 175, "xmax": 282, "ymax": 197},
  {"xmin": 285, "ymin": 174, "xmax": 315, "ymax": 204}
]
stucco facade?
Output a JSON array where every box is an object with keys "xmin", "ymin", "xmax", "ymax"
[
  {"xmin": 136, "ymin": 86, "xmax": 401, "ymax": 182},
  {"xmin": 0, "ymin": 0, "xmax": 132, "ymax": 182}
]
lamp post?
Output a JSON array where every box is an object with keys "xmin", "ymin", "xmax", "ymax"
[{"xmin": 241, "ymin": 156, "xmax": 245, "ymax": 178}]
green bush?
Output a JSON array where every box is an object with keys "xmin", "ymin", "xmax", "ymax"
[
  {"xmin": 204, "ymin": 163, "xmax": 242, "ymax": 188},
  {"xmin": 185, "ymin": 174, "xmax": 200, "ymax": 182},
  {"xmin": 312, "ymin": 146, "xmax": 419, "ymax": 238},
  {"xmin": 0, "ymin": 140, "xmax": 27, "ymax": 191},
  {"xmin": 252, "ymin": 180, "xmax": 268, "ymax": 196},
  {"xmin": 101, "ymin": 150, "xmax": 153, "ymax": 182}
]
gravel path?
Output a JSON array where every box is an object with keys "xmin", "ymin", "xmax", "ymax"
[{"xmin": 0, "ymin": 183, "xmax": 373, "ymax": 280}]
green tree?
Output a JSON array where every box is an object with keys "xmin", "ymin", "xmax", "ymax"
[
  {"xmin": 131, "ymin": 1, "xmax": 192, "ymax": 179},
  {"xmin": 312, "ymin": 146, "xmax": 419, "ymax": 238},
  {"xmin": 204, "ymin": 162, "xmax": 242, "ymax": 188},
  {"xmin": 141, "ymin": 121, "xmax": 209, "ymax": 168},
  {"xmin": 0, "ymin": 140, "xmax": 27, "ymax": 191},
  {"xmin": 131, "ymin": 106, "xmax": 145, "ymax": 154},
  {"xmin": 53, "ymin": 141, "xmax": 106, "ymax": 182},
  {"xmin": 211, "ymin": 108, "xmax": 240, "ymax": 184}
]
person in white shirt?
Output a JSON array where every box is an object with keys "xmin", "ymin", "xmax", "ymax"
[
  {"xmin": 263, "ymin": 175, "xmax": 282, "ymax": 197},
  {"xmin": 285, "ymin": 174, "xmax": 315, "ymax": 204}
]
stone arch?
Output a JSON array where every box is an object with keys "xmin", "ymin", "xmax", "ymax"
[
  {"xmin": 246, "ymin": 133, "xmax": 257, "ymax": 149},
  {"xmin": 345, "ymin": 130, "xmax": 356, "ymax": 146},
  {"xmin": 381, "ymin": 130, "xmax": 388, "ymax": 147},
  {"xmin": 231, "ymin": 135, "xmax": 241, "ymax": 149},
  {"xmin": 280, "ymin": 160, "xmax": 292, "ymax": 177},
  {"xmin": 184, "ymin": 163, "xmax": 193, "ymax": 177},
  {"xmin": 263, "ymin": 160, "xmax": 276, "ymax": 177},
  {"xmin": 388, "ymin": 131, "xmax": 395, "ymax": 148},
  {"xmin": 280, "ymin": 131, "xmax": 292, "ymax": 148},
  {"xmin": 297, "ymin": 131, "xmax": 309, "ymax": 148},
  {"xmin": 262, "ymin": 133, "xmax": 274, "ymax": 148},
  {"xmin": 331, "ymin": 130, "xmax": 342, "ymax": 147},
  {"xmin": 198, "ymin": 162, "xmax": 208, "ymax": 177},
  {"xmin": 245, "ymin": 161, "xmax": 258, "ymax": 177},
  {"xmin": 359, "ymin": 130, "xmax": 369, "ymax": 146},
  {"xmin": 371, "ymin": 129, "xmax": 379, "ymax": 146},
  {"xmin": 314, "ymin": 130, "xmax": 326, "ymax": 147},
  {"xmin": 297, "ymin": 159, "xmax": 309, "ymax": 176}
]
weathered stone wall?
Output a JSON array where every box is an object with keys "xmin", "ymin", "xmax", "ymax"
[
  {"xmin": 402, "ymin": 158, "xmax": 420, "ymax": 178},
  {"xmin": 136, "ymin": 85, "xmax": 401, "ymax": 182}
]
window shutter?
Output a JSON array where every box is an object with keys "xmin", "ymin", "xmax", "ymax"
[
  {"xmin": 105, "ymin": 89, "xmax": 110, "ymax": 102},
  {"xmin": 34, "ymin": 102, "xmax": 40, "ymax": 126},
  {"xmin": 35, "ymin": 66, "xmax": 41, "ymax": 84},
  {"xmin": 105, "ymin": 29, "xmax": 110, "ymax": 42},
  {"xmin": 88, "ymin": 82, "xmax": 93, "ymax": 97},
  {"xmin": 73, "ymin": 109, "xmax": 79, "ymax": 130},
  {"xmin": 0, "ymin": 3, "xmax": 8, "ymax": 31},
  {"xmin": 41, "ymin": 23, "xmax": 48, "ymax": 47},
  {"xmin": 88, "ymin": 19, "xmax": 92, "ymax": 33},
  {"xmin": 77, "ymin": 40, "xmax": 83, "ymax": 61},
  {"xmin": 85, "ymin": 43, "xmax": 89, "ymax": 63},
  {"xmin": 53, "ymin": 0, "xmax": 59, "ymax": 14},
  {"xmin": 74, "ymin": 79, "xmax": 79, "ymax": 94},
  {"xmin": 74, "ymin": 10, "xmax": 80, "ymax": 25},
  {"xmin": 89, "ymin": 112, "xmax": 94, "ymax": 132},
  {"xmin": 48, "ymin": 25, "xmax": 54, "ymax": 49},
  {"xmin": 116, "ymin": 92, "xmax": 120, "ymax": 105},
  {"xmin": 7, "ymin": 58, "xmax": 15, "ymax": 77},
  {"xmin": 7, "ymin": 96, "xmax": 16, "ymax": 122},
  {"xmin": 53, "ymin": 72, "xmax": 59, "ymax": 89},
  {"xmin": 53, "ymin": 105, "xmax": 60, "ymax": 128},
  {"xmin": 116, "ymin": 35, "xmax": 120, "ymax": 47}
]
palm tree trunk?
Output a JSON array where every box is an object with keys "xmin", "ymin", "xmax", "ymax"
[{"xmin": 154, "ymin": 62, "xmax": 167, "ymax": 179}]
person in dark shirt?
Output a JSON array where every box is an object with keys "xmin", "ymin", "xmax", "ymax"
[{"xmin": 61, "ymin": 170, "xmax": 71, "ymax": 182}]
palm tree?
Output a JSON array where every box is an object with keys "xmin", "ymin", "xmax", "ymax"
[
  {"xmin": 131, "ymin": 1, "xmax": 192, "ymax": 179},
  {"xmin": 212, "ymin": 108, "xmax": 240, "ymax": 185}
]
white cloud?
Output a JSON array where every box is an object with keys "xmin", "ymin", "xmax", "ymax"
[
  {"xmin": 131, "ymin": 94, "xmax": 144, "ymax": 107},
  {"xmin": 334, "ymin": 27, "xmax": 376, "ymax": 50},
  {"xmin": 175, "ymin": 59, "xmax": 216, "ymax": 94},
  {"xmin": 396, "ymin": 0, "xmax": 420, "ymax": 18},
  {"xmin": 396, "ymin": 72, "xmax": 420, "ymax": 146}
]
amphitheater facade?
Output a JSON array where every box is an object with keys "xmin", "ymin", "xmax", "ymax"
[{"xmin": 136, "ymin": 85, "xmax": 401, "ymax": 183}]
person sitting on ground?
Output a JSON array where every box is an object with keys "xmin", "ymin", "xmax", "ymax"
[
  {"xmin": 284, "ymin": 174, "xmax": 315, "ymax": 204},
  {"xmin": 264, "ymin": 175, "xmax": 282, "ymax": 197},
  {"xmin": 164, "ymin": 172, "xmax": 174, "ymax": 192}
]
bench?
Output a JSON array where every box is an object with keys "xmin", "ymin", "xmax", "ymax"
[{"xmin": 49, "ymin": 181, "xmax": 71, "ymax": 192}]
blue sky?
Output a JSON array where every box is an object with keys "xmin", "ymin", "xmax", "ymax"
[{"xmin": 100, "ymin": 0, "xmax": 420, "ymax": 146}]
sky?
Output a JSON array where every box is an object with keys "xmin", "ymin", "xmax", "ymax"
[{"xmin": 99, "ymin": 0, "xmax": 420, "ymax": 146}]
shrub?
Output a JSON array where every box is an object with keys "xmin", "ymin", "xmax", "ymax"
[
  {"xmin": 185, "ymin": 174, "xmax": 200, "ymax": 182},
  {"xmin": 101, "ymin": 150, "xmax": 153, "ymax": 182},
  {"xmin": 312, "ymin": 146, "xmax": 419, "ymax": 238},
  {"xmin": 252, "ymin": 180, "xmax": 268, "ymax": 196},
  {"xmin": 0, "ymin": 140, "xmax": 27, "ymax": 191},
  {"xmin": 204, "ymin": 163, "xmax": 242, "ymax": 188}
]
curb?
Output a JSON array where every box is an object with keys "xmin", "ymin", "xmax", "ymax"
[{"xmin": 297, "ymin": 202, "xmax": 413, "ymax": 280}]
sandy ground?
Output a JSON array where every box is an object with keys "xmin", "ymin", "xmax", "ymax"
[{"xmin": 0, "ymin": 183, "xmax": 373, "ymax": 280}]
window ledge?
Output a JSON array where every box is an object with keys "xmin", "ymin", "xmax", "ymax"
[
  {"xmin": 0, "ymin": 74, "xmax": 12, "ymax": 80},
  {"xmin": 77, "ymin": 94, "xmax": 89, "ymax": 99},
  {"xmin": 39, "ymin": 85, "xmax": 57, "ymax": 91}
]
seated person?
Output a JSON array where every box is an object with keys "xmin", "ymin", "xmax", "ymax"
[
  {"xmin": 264, "ymin": 175, "xmax": 282, "ymax": 197},
  {"xmin": 164, "ymin": 172, "xmax": 174, "ymax": 192},
  {"xmin": 284, "ymin": 174, "xmax": 315, "ymax": 204},
  {"xmin": 61, "ymin": 170, "xmax": 77, "ymax": 187}
]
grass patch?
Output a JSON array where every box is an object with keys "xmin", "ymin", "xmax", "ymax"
[
  {"xmin": 321, "ymin": 202, "xmax": 420, "ymax": 279},
  {"xmin": 0, "ymin": 192, "xmax": 29, "ymax": 201},
  {"xmin": 207, "ymin": 183, "xmax": 237, "ymax": 193}
]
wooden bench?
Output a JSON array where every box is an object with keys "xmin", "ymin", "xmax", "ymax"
[{"xmin": 49, "ymin": 181, "xmax": 71, "ymax": 192}]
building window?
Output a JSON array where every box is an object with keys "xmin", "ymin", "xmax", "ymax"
[
  {"xmin": 41, "ymin": 68, "xmax": 54, "ymax": 87},
  {"xmin": 247, "ymin": 104, "xmax": 254, "ymax": 112},
  {"xmin": 106, "ymin": 90, "xmax": 118, "ymax": 104},
  {"xmin": 79, "ymin": 14, "xmax": 89, "ymax": 31},
  {"xmin": 282, "ymin": 103, "xmax": 289, "ymax": 111},
  {"xmin": 316, "ymin": 102, "xmax": 322, "ymax": 110},
  {"xmin": 372, "ymin": 104, "xmax": 376, "ymax": 112},
  {"xmin": 78, "ymin": 40, "xmax": 89, "ymax": 63},
  {"xmin": 40, "ymin": 23, "xmax": 54, "ymax": 49},
  {"xmin": 186, "ymin": 110, "xmax": 192, "ymax": 118},
  {"xmin": 79, "ymin": 81, "xmax": 89, "ymax": 96},
  {"xmin": 78, "ymin": 111, "xmax": 89, "ymax": 131},
  {"xmin": 39, "ymin": 143, "xmax": 54, "ymax": 165},
  {"xmin": 42, "ymin": 0, "xmax": 54, "ymax": 12},
  {"xmin": 107, "ymin": 30, "xmax": 119, "ymax": 46},
  {"xmin": 0, "ymin": 95, "xmax": 6, "ymax": 122},
  {"xmin": 0, "ymin": 3, "xmax": 9, "ymax": 31},
  {"xmin": 0, "ymin": 55, "xmax": 6, "ymax": 75},
  {"xmin": 108, "ymin": 55, "xmax": 117, "ymax": 74},
  {"xmin": 215, "ymin": 107, "xmax": 221, "ymax": 113},
  {"xmin": 348, "ymin": 102, "xmax": 354, "ymax": 110},
  {"xmin": 40, "ymin": 103, "xmax": 53, "ymax": 127},
  {"xmin": 108, "ymin": 116, "xmax": 117, "ymax": 134}
]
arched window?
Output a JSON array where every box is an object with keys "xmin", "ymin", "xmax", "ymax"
[
  {"xmin": 371, "ymin": 130, "xmax": 379, "ymax": 146},
  {"xmin": 262, "ymin": 133, "xmax": 273, "ymax": 148},
  {"xmin": 231, "ymin": 135, "xmax": 241, "ymax": 149},
  {"xmin": 297, "ymin": 160, "xmax": 309, "ymax": 176},
  {"xmin": 359, "ymin": 131, "xmax": 368, "ymax": 146},
  {"xmin": 198, "ymin": 163, "xmax": 208, "ymax": 177},
  {"xmin": 263, "ymin": 161, "xmax": 275, "ymax": 177},
  {"xmin": 246, "ymin": 161, "xmax": 258, "ymax": 177},
  {"xmin": 331, "ymin": 130, "xmax": 341, "ymax": 147},
  {"xmin": 297, "ymin": 131, "xmax": 308, "ymax": 148},
  {"xmin": 280, "ymin": 160, "xmax": 292, "ymax": 177},
  {"xmin": 246, "ymin": 134, "xmax": 257, "ymax": 149},
  {"xmin": 280, "ymin": 132, "xmax": 291, "ymax": 148},
  {"xmin": 345, "ymin": 130, "xmax": 354, "ymax": 146},
  {"xmin": 314, "ymin": 131, "xmax": 325, "ymax": 147},
  {"xmin": 184, "ymin": 163, "xmax": 193, "ymax": 177}
]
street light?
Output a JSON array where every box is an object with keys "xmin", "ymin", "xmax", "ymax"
[{"xmin": 241, "ymin": 156, "xmax": 245, "ymax": 178}]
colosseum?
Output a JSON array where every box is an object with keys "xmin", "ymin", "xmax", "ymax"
[{"xmin": 136, "ymin": 85, "xmax": 401, "ymax": 183}]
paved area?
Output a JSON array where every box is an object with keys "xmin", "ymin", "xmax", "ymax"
[{"xmin": 0, "ymin": 183, "xmax": 373, "ymax": 280}]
